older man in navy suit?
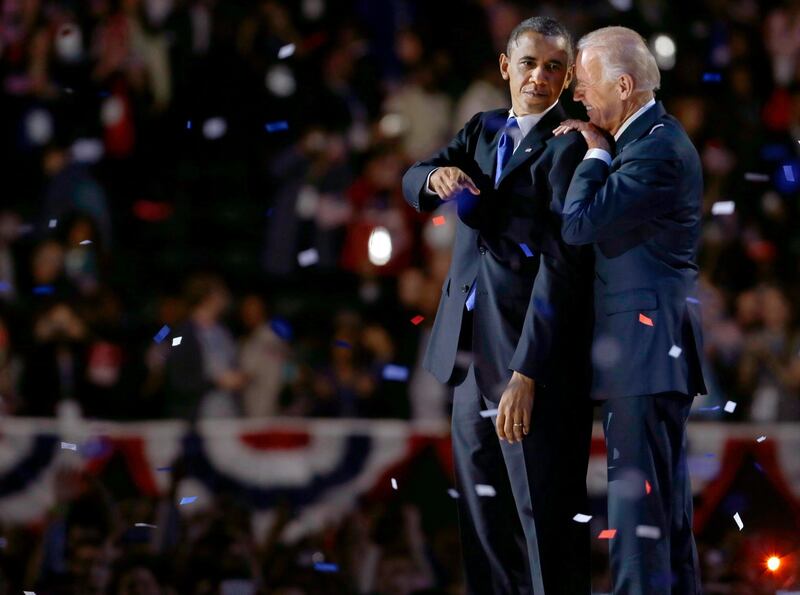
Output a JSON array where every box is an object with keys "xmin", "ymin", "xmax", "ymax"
[
  {"xmin": 554, "ymin": 26, "xmax": 706, "ymax": 595},
  {"xmin": 403, "ymin": 16, "xmax": 594, "ymax": 595}
]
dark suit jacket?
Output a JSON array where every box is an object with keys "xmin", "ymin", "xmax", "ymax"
[
  {"xmin": 403, "ymin": 103, "xmax": 593, "ymax": 401},
  {"xmin": 562, "ymin": 101, "xmax": 707, "ymax": 400}
]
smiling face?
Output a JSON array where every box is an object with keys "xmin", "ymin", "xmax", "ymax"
[
  {"xmin": 500, "ymin": 31, "xmax": 572, "ymax": 116},
  {"xmin": 573, "ymin": 48, "xmax": 627, "ymax": 134}
]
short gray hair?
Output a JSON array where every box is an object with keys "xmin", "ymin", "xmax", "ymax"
[
  {"xmin": 507, "ymin": 16, "xmax": 575, "ymax": 65},
  {"xmin": 577, "ymin": 26, "xmax": 660, "ymax": 92}
]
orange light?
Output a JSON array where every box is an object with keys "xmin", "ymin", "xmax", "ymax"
[{"xmin": 766, "ymin": 556, "xmax": 781, "ymax": 572}]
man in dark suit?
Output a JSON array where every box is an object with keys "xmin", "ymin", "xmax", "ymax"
[
  {"xmin": 554, "ymin": 26, "xmax": 706, "ymax": 595},
  {"xmin": 402, "ymin": 17, "xmax": 594, "ymax": 595}
]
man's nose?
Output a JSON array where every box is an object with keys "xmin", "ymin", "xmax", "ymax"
[{"xmin": 528, "ymin": 66, "xmax": 547, "ymax": 84}]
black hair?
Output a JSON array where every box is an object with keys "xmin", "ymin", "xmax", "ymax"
[{"xmin": 506, "ymin": 16, "xmax": 575, "ymax": 64}]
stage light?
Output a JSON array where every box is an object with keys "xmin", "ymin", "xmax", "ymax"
[
  {"xmin": 368, "ymin": 226, "xmax": 392, "ymax": 266},
  {"xmin": 767, "ymin": 555, "xmax": 781, "ymax": 572},
  {"xmin": 650, "ymin": 34, "xmax": 676, "ymax": 70}
]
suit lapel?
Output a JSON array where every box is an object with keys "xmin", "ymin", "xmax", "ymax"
[
  {"xmin": 615, "ymin": 101, "xmax": 666, "ymax": 155},
  {"xmin": 496, "ymin": 103, "xmax": 566, "ymax": 187}
]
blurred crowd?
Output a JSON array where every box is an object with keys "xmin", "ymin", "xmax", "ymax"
[{"xmin": 1, "ymin": 0, "xmax": 800, "ymax": 591}]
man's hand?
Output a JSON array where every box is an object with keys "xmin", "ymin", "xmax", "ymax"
[
  {"xmin": 429, "ymin": 167, "xmax": 481, "ymax": 201},
  {"xmin": 496, "ymin": 371, "xmax": 535, "ymax": 444},
  {"xmin": 553, "ymin": 119, "xmax": 611, "ymax": 152}
]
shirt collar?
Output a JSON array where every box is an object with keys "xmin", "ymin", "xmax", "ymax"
[
  {"xmin": 613, "ymin": 97, "xmax": 656, "ymax": 141},
  {"xmin": 509, "ymin": 100, "xmax": 560, "ymax": 138}
]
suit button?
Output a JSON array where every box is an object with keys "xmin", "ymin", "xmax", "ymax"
[
  {"xmin": 479, "ymin": 246, "xmax": 487, "ymax": 255},
  {"xmin": 461, "ymin": 284, "xmax": 470, "ymax": 293}
]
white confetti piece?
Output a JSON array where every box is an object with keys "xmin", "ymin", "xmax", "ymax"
[
  {"xmin": 135, "ymin": 523, "xmax": 157, "ymax": 528},
  {"xmin": 297, "ymin": 248, "xmax": 319, "ymax": 267},
  {"xmin": 711, "ymin": 201, "xmax": 735, "ymax": 215},
  {"xmin": 278, "ymin": 43, "xmax": 296, "ymax": 59},
  {"xmin": 79, "ymin": 239, "xmax": 92, "ymax": 245},
  {"xmin": 171, "ymin": 336, "xmax": 182, "ymax": 346},
  {"xmin": 24, "ymin": 592, "xmax": 36, "ymax": 595},
  {"xmin": 635, "ymin": 525, "xmax": 662, "ymax": 539},
  {"xmin": 447, "ymin": 489, "xmax": 460, "ymax": 499},
  {"xmin": 669, "ymin": 345, "xmax": 682, "ymax": 358},
  {"xmin": 756, "ymin": 435, "xmax": 766, "ymax": 443},
  {"xmin": 391, "ymin": 478, "xmax": 398, "ymax": 490},
  {"xmin": 479, "ymin": 408, "xmax": 498, "ymax": 418},
  {"xmin": 475, "ymin": 484, "xmax": 496, "ymax": 497},
  {"xmin": 613, "ymin": 447, "xmax": 620, "ymax": 460},
  {"xmin": 60, "ymin": 442, "xmax": 77, "ymax": 451},
  {"xmin": 382, "ymin": 364, "xmax": 409, "ymax": 381},
  {"xmin": 744, "ymin": 172, "xmax": 769, "ymax": 182},
  {"xmin": 48, "ymin": 219, "xmax": 57, "ymax": 228},
  {"xmin": 734, "ymin": 512, "xmax": 743, "ymax": 530},
  {"xmin": 572, "ymin": 514, "xmax": 592, "ymax": 523},
  {"xmin": 724, "ymin": 400, "xmax": 737, "ymax": 413}
]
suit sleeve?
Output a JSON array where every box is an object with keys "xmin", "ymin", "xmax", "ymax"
[
  {"xmin": 402, "ymin": 112, "xmax": 482, "ymax": 213},
  {"xmin": 509, "ymin": 135, "xmax": 593, "ymax": 385},
  {"xmin": 561, "ymin": 149, "xmax": 683, "ymax": 245}
]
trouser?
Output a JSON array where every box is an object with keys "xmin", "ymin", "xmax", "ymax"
[
  {"xmin": 601, "ymin": 393, "xmax": 702, "ymax": 595},
  {"xmin": 452, "ymin": 364, "xmax": 592, "ymax": 595}
]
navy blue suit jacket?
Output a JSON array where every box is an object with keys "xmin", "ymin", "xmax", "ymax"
[
  {"xmin": 403, "ymin": 103, "xmax": 593, "ymax": 401},
  {"xmin": 562, "ymin": 101, "xmax": 707, "ymax": 400}
]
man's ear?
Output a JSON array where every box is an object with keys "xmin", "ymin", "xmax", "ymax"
[
  {"xmin": 563, "ymin": 64, "xmax": 575, "ymax": 90},
  {"xmin": 618, "ymin": 73, "xmax": 635, "ymax": 100},
  {"xmin": 499, "ymin": 53, "xmax": 510, "ymax": 81}
]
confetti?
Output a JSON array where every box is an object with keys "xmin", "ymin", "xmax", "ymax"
[
  {"xmin": 697, "ymin": 405, "xmax": 720, "ymax": 411},
  {"xmin": 33, "ymin": 285, "xmax": 54, "ymax": 295},
  {"xmin": 186, "ymin": 120, "xmax": 192, "ymax": 130},
  {"xmin": 270, "ymin": 317, "xmax": 293, "ymax": 341},
  {"xmin": 519, "ymin": 243, "xmax": 534, "ymax": 258},
  {"xmin": 153, "ymin": 325, "xmax": 170, "ymax": 344},
  {"xmin": 645, "ymin": 480, "xmax": 652, "ymax": 495},
  {"xmin": 0, "ymin": 282, "xmax": 10, "ymax": 293},
  {"xmin": 754, "ymin": 462, "xmax": 764, "ymax": 473},
  {"xmin": 24, "ymin": 592, "xmax": 36, "ymax": 595},
  {"xmin": 410, "ymin": 315, "xmax": 425, "ymax": 325},
  {"xmin": 135, "ymin": 523, "xmax": 157, "ymax": 528},
  {"xmin": 686, "ymin": 297, "xmax": 700, "ymax": 304},
  {"xmin": 297, "ymin": 248, "xmax": 319, "ymax": 267},
  {"xmin": 638, "ymin": 313, "xmax": 654, "ymax": 326},
  {"xmin": 48, "ymin": 219, "xmax": 57, "ymax": 228},
  {"xmin": 636, "ymin": 525, "xmax": 662, "ymax": 539},
  {"xmin": 447, "ymin": 489, "xmax": 460, "ymax": 499},
  {"xmin": 313, "ymin": 562, "xmax": 339, "ymax": 573},
  {"xmin": 598, "ymin": 529, "xmax": 617, "ymax": 539},
  {"xmin": 278, "ymin": 43, "xmax": 296, "ymax": 59},
  {"xmin": 733, "ymin": 512, "xmax": 743, "ymax": 531},
  {"xmin": 479, "ymin": 408, "xmax": 498, "ymax": 418},
  {"xmin": 783, "ymin": 165, "xmax": 796, "ymax": 183},
  {"xmin": 756, "ymin": 435, "xmax": 766, "ymax": 443},
  {"xmin": 711, "ymin": 201, "xmax": 735, "ymax": 215},
  {"xmin": 156, "ymin": 466, "xmax": 172, "ymax": 472},
  {"xmin": 60, "ymin": 442, "xmax": 77, "ymax": 451},
  {"xmin": 669, "ymin": 345, "xmax": 682, "ymax": 358},
  {"xmin": 265, "ymin": 121, "xmax": 290, "ymax": 133},
  {"xmin": 382, "ymin": 364, "xmax": 409, "ymax": 382},
  {"xmin": 79, "ymin": 239, "xmax": 92, "ymax": 245},
  {"xmin": 724, "ymin": 400, "xmax": 737, "ymax": 413},
  {"xmin": 744, "ymin": 173, "xmax": 769, "ymax": 182},
  {"xmin": 334, "ymin": 339, "xmax": 352, "ymax": 349},
  {"xmin": 573, "ymin": 514, "xmax": 592, "ymax": 523},
  {"xmin": 475, "ymin": 484, "xmax": 496, "ymax": 497},
  {"xmin": 179, "ymin": 496, "xmax": 197, "ymax": 505},
  {"xmin": 171, "ymin": 336, "xmax": 182, "ymax": 346},
  {"xmin": 702, "ymin": 72, "xmax": 721, "ymax": 82},
  {"xmin": 391, "ymin": 478, "xmax": 398, "ymax": 490},
  {"xmin": 432, "ymin": 215, "xmax": 446, "ymax": 226},
  {"xmin": 0, "ymin": 537, "xmax": 6, "ymax": 548}
]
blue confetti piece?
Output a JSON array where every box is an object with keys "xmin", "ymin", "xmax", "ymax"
[
  {"xmin": 270, "ymin": 317, "xmax": 293, "ymax": 341},
  {"xmin": 704, "ymin": 453, "xmax": 716, "ymax": 458},
  {"xmin": 265, "ymin": 121, "xmax": 289, "ymax": 133},
  {"xmin": 179, "ymin": 496, "xmax": 197, "ymax": 505},
  {"xmin": 519, "ymin": 243, "xmax": 534, "ymax": 258},
  {"xmin": 382, "ymin": 364, "xmax": 409, "ymax": 382},
  {"xmin": 313, "ymin": 563, "xmax": 339, "ymax": 573},
  {"xmin": 686, "ymin": 297, "xmax": 700, "ymax": 304},
  {"xmin": 186, "ymin": 120, "xmax": 192, "ymax": 130},
  {"xmin": 702, "ymin": 72, "xmax": 721, "ymax": 83},
  {"xmin": 153, "ymin": 325, "xmax": 170, "ymax": 344},
  {"xmin": 533, "ymin": 297, "xmax": 554, "ymax": 319},
  {"xmin": 156, "ymin": 466, "xmax": 172, "ymax": 472},
  {"xmin": 33, "ymin": 285, "xmax": 54, "ymax": 295},
  {"xmin": 783, "ymin": 165, "xmax": 796, "ymax": 183},
  {"xmin": 761, "ymin": 144, "xmax": 791, "ymax": 161},
  {"xmin": 754, "ymin": 462, "xmax": 764, "ymax": 473},
  {"xmin": 697, "ymin": 405, "xmax": 720, "ymax": 412},
  {"xmin": 0, "ymin": 281, "xmax": 10, "ymax": 293},
  {"xmin": 334, "ymin": 339, "xmax": 352, "ymax": 349}
]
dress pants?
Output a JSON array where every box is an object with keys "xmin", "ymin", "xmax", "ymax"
[
  {"xmin": 452, "ymin": 364, "xmax": 592, "ymax": 595},
  {"xmin": 601, "ymin": 393, "xmax": 701, "ymax": 595}
]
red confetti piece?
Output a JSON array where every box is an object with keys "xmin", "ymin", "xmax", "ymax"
[
  {"xmin": 638, "ymin": 313, "xmax": 654, "ymax": 326},
  {"xmin": 410, "ymin": 315, "xmax": 425, "ymax": 325},
  {"xmin": 645, "ymin": 480, "xmax": 652, "ymax": 495},
  {"xmin": 432, "ymin": 215, "xmax": 446, "ymax": 226},
  {"xmin": 598, "ymin": 529, "xmax": 617, "ymax": 539}
]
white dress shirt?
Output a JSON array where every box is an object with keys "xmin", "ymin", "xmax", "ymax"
[{"xmin": 584, "ymin": 97, "xmax": 657, "ymax": 165}]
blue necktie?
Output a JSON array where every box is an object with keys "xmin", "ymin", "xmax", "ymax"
[{"xmin": 466, "ymin": 116, "xmax": 518, "ymax": 311}]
